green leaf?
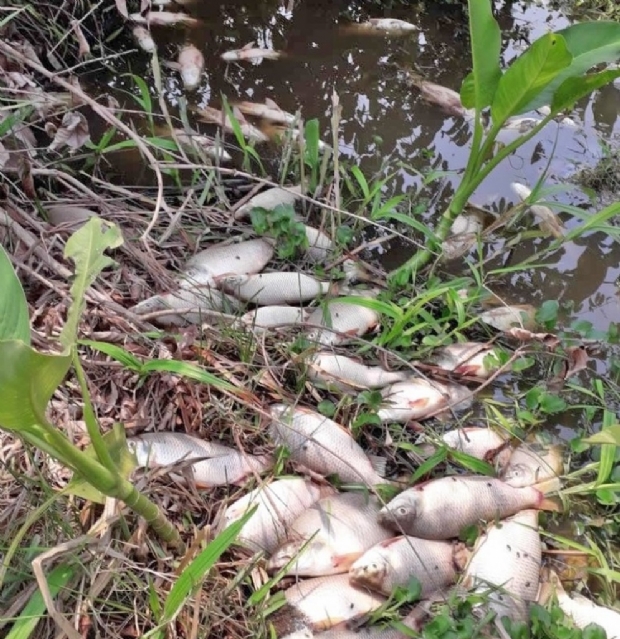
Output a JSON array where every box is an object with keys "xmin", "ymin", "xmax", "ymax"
[
  {"xmin": 467, "ymin": 0, "xmax": 502, "ymax": 111},
  {"xmin": 551, "ymin": 69, "xmax": 620, "ymax": 112},
  {"xmin": 66, "ymin": 423, "xmax": 137, "ymax": 503},
  {"xmin": 161, "ymin": 508, "xmax": 254, "ymax": 624},
  {"xmin": 79, "ymin": 340, "xmax": 142, "ymax": 371},
  {"xmin": 449, "ymin": 450, "xmax": 495, "ymax": 475},
  {"xmin": 141, "ymin": 359, "xmax": 236, "ymax": 392},
  {"xmin": 60, "ymin": 218, "xmax": 124, "ymax": 348},
  {"xmin": 524, "ymin": 21, "xmax": 620, "ymax": 112},
  {"xmin": 409, "ymin": 447, "xmax": 447, "ymax": 483},
  {"xmin": 460, "ymin": 72, "xmax": 475, "ymax": 109},
  {"xmin": 491, "ymin": 32, "xmax": 572, "ymax": 124},
  {"xmin": 5, "ymin": 563, "xmax": 75, "ymax": 639},
  {"xmin": 0, "ymin": 245, "xmax": 30, "ymax": 344},
  {"xmin": 584, "ymin": 425, "xmax": 620, "ymax": 446},
  {"xmin": 0, "ymin": 340, "xmax": 71, "ymax": 432}
]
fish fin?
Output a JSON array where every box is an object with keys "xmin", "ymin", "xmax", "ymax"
[
  {"xmin": 332, "ymin": 552, "xmax": 362, "ymax": 569},
  {"xmin": 533, "ymin": 476, "xmax": 562, "ymax": 495},
  {"xmin": 407, "ymin": 398, "xmax": 430, "ymax": 409},
  {"xmin": 378, "ymin": 536, "xmax": 404, "ymax": 548},
  {"xmin": 368, "ymin": 454, "xmax": 388, "ymax": 477},
  {"xmin": 538, "ymin": 495, "xmax": 562, "ymax": 512},
  {"xmin": 241, "ymin": 41, "xmax": 255, "ymax": 50},
  {"xmin": 265, "ymin": 97, "xmax": 279, "ymax": 108}
]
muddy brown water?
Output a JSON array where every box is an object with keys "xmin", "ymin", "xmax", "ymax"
[{"xmin": 97, "ymin": 0, "xmax": 620, "ymax": 339}]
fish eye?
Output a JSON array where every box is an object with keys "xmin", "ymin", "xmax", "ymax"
[{"xmin": 397, "ymin": 506, "xmax": 409, "ymax": 517}]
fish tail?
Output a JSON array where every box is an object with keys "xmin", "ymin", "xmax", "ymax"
[
  {"xmin": 533, "ymin": 476, "xmax": 562, "ymax": 495},
  {"xmin": 368, "ymin": 454, "xmax": 388, "ymax": 477},
  {"xmin": 537, "ymin": 494, "xmax": 562, "ymax": 512}
]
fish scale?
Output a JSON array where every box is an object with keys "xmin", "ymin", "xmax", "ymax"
[
  {"xmin": 349, "ymin": 535, "xmax": 458, "ymax": 597},
  {"xmin": 378, "ymin": 476, "xmax": 546, "ymax": 539},
  {"xmin": 305, "ymin": 299, "xmax": 380, "ymax": 346},
  {"xmin": 269, "ymin": 404, "xmax": 387, "ymax": 487},
  {"xmin": 218, "ymin": 272, "xmax": 330, "ymax": 305},
  {"xmin": 267, "ymin": 493, "xmax": 392, "ymax": 576},
  {"xmin": 463, "ymin": 509, "xmax": 542, "ymax": 623},
  {"xmin": 128, "ymin": 432, "xmax": 272, "ymax": 488}
]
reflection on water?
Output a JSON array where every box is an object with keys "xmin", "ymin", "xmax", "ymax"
[{"xmin": 101, "ymin": 0, "xmax": 620, "ymax": 332}]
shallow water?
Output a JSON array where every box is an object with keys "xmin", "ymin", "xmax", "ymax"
[{"xmin": 104, "ymin": 0, "xmax": 620, "ymax": 334}]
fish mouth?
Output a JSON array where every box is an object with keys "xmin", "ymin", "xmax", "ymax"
[{"xmin": 349, "ymin": 562, "xmax": 387, "ymax": 589}]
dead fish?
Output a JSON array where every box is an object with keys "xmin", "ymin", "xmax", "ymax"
[
  {"xmin": 306, "ymin": 352, "xmax": 407, "ymax": 392},
  {"xmin": 450, "ymin": 211, "xmax": 485, "ymax": 236},
  {"xmin": 128, "ymin": 432, "xmax": 272, "ymax": 487},
  {"xmin": 177, "ymin": 44, "xmax": 204, "ymax": 90},
  {"xmin": 221, "ymin": 43, "xmax": 284, "ymax": 62},
  {"xmin": 434, "ymin": 427, "xmax": 511, "ymax": 465},
  {"xmin": 218, "ymin": 478, "xmax": 331, "ymax": 554},
  {"xmin": 353, "ymin": 18, "xmax": 418, "ymax": 34},
  {"xmin": 268, "ymin": 404, "xmax": 388, "ymax": 487},
  {"xmin": 499, "ymin": 117, "xmax": 542, "ymax": 135},
  {"xmin": 237, "ymin": 305, "xmax": 308, "ymax": 332},
  {"xmin": 194, "ymin": 105, "xmax": 269, "ymax": 143},
  {"xmin": 234, "ymin": 184, "xmax": 303, "ymax": 220},
  {"xmin": 401, "ymin": 70, "xmax": 473, "ymax": 118},
  {"xmin": 183, "ymin": 238, "xmax": 275, "ymax": 287},
  {"xmin": 378, "ymin": 476, "xmax": 556, "ymax": 539},
  {"xmin": 284, "ymin": 575, "xmax": 386, "ymax": 630},
  {"xmin": 129, "ymin": 11, "xmax": 199, "ymax": 26},
  {"xmin": 217, "ymin": 272, "xmax": 331, "ymax": 306},
  {"xmin": 171, "ymin": 129, "xmax": 232, "ymax": 162},
  {"xmin": 377, "ymin": 379, "xmax": 472, "ymax": 423},
  {"xmin": 267, "ymin": 492, "xmax": 392, "ymax": 576},
  {"xmin": 304, "ymin": 298, "xmax": 381, "ymax": 346},
  {"xmin": 302, "ymin": 225, "xmax": 333, "ymax": 263},
  {"xmin": 270, "ymin": 125, "xmax": 331, "ymax": 153},
  {"xmin": 511, "ymin": 183, "xmax": 564, "ymax": 238},
  {"xmin": 131, "ymin": 286, "xmax": 242, "ymax": 325},
  {"xmin": 315, "ymin": 620, "xmax": 419, "ymax": 639},
  {"xmin": 501, "ymin": 442, "xmax": 564, "ymax": 491},
  {"xmin": 479, "ymin": 304, "xmax": 537, "ymax": 332},
  {"xmin": 349, "ymin": 535, "xmax": 459, "ymax": 597},
  {"xmin": 432, "ymin": 342, "xmax": 500, "ymax": 378},
  {"xmin": 235, "ymin": 98, "xmax": 297, "ymax": 125},
  {"xmin": 132, "ymin": 26, "xmax": 156, "ymax": 53},
  {"xmin": 540, "ymin": 572, "xmax": 620, "ymax": 638},
  {"xmin": 463, "ymin": 509, "xmax": 541, "ymax": 623}
]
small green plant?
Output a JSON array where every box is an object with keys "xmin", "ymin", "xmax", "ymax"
[
  {"xmin": 251, "ymin": 203, "xmax": 309, "ymax": 259},
  {"xmin": 398, "ymin": 0, "xmax": 620, "ymax": 279}
]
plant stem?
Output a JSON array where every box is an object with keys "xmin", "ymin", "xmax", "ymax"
[{"xmin": 73, "ymin": 351, "xmax": 117, "ymax": 472}]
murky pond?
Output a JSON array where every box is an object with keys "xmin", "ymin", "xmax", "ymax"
[{"xmin": 102, "ymin": 0, "xmax": 620, "ymax": 335}]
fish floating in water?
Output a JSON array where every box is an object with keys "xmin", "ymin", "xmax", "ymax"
[
  {"xmin": 132, "ymin": 26, "xmax": 156, "ymax": 53},
  {"xmin": 194, "ymin": 105, "xmax": 269, "ymax": 143},
  {"xmin": 268, "ymin": 404, "xmax": 389, "ymax": 487},
  {"xmin": 511, "ymin": 182, "xmax": 565, "ymax": 239},
  {"xmin": 177, "ymin": 43, "xmax": 203, "ymax": 90},
  {"xmin": 235, "ymin": 98, "xmax": 297, "ymax": 125},
  {"xmin": 349, "ymin": 535, "xmax": 461, "ymax": 597},
  {"xmin": 306, "ymin": 351, "xmax": 407, "ymax": 392},
  {"xmin": 128, "ymin": 432, "xmax": 272, "ymax": 487},
  {"xmin": 129, "ymin": 11, "xmax": 199, "ymax": 27},
  {"xmin": 217, "ymin": 272, "xmax": 331, "ymax": 305},
  {"xmin": 349, "ymin": 18, "xmax": 418, "ymax": 35},
  {"xmin": 463, "ymin": 509, "xmax": 542, "ymax": 623},
  {"xmin": 170, "ymin": 129, "xmax": 232, "ymax": 162},
  {"xmin": 221, "ymin": 42, "xmax": 284, "ymax": 62},
  {"xmin": 378, "ymin": 476, "xmax": 557, "ymax": 539},
  {"xmin": 400, "ymin": 69, "xmax": 474, "ymax": 118},
  {"xmin": 183, "ymin": 238, "xmax": 275, "ymax": 288},
  {"xmin": 267, "ymin": 492, "xmax": 392, "ymax": 576},
  {"xmin": 217, "ymin": 477, "xmax": 332, "ymax": 554},
  {"xmin": 284, "ymin": 574, "xmax": 386, "ymax": 630}
]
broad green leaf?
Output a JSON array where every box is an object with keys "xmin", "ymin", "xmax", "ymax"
[
  {"xmin": 161, "ymin": 508, "xmax": 255, "ymax": 624},
  {"xmin": 551, "ymin": 69, "xmax": 620, "ymax": 112},
  {"xmin": 0, "ymin": 245, "xmax": 30, "ymax": 344},
  {"xmin": 584, "ymin": 426, "xmax": 620, "ymax": 446},
  {"xmin": 491, "ymin": 33, "xmax": 572, "ymax": 124},
  {"xmin": 0, "ymin": 340, "xmax": 71, "ymax": 432},
  {"xmin": 60, "ymin": 218, "xmax": 124, "ymax": 348},
  {"xmin": 460, "ymin": 72, "xmax": 475, "ymax": 109},
  {"xmin": 5, "ymin": 564, "xmax": 75, "ymax": 639},
  {"xmin": 467, "ymin": 0, "xmax": 502, "ymax": 110},
  {"xmin": 66, "ymin": 423, "xmax": 137, "ymax": 503},
  {"xmin": 524, "ymin": 21, "xmax": 620, "ymax": 112}
]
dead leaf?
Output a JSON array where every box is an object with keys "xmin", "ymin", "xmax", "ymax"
[
  {"xmin": 71, "ymin": 20, "xmax": 91, "ymax": 58},
  {"xmin": 19, "ymin": 157, "xmax": 36, "ymax": 199},
  {"xmin": 565, "ymin": 346, "xmax": 588, "ymax": 379},
  {"xmin": 48, "ymin": 111, "xmax": 90, "ymax": 152},
  {"xmin": 115, "ymin": 0, "xmax": 129, "ymax": 18}
]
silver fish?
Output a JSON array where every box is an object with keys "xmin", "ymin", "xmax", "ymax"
[
  {"xmin": 378, "ymin": 476, "xmax": 551, "ymax": 539},
  {"xmin": 171, "ymin": 129, "xmax": 232, "ymax": 162},
  {"xmin": 128, "ymin": 432, "xmax": 272, "ymax": 487},
  {"xmin": 284, "ymin": 575, "xmax": 386, "ymax": 630},
  {"xmin": 435, "ymin": 427, "xmax": 510, "ymax": 465},
  {"xmin": 234, "ymin": 184, "xmax": 302, "ymax": 220},
  {"xmin": 235, "ymin": 99, "xmax": 297, "ymax": 125},
  {"xmin": 304, "ymin": 298, "xmax": 380, "ymax": 346},
  {"xmin": 268, "ymin": 404, "xmax": 388, "ymax": 487},
  {"xmin": 194, "ymin": 105, "xmax": 269, "ymax": 143},
  {"xmin": 177, "ymin": 44, "xmax": 203, "ymax": 90},
  {"xmin": 218, "ymin": 478, "xmax": 331, "ymax": 554},
  {"xmin": 463, "ymin": 509, "xmax": 541, "ymax": 623},
  {"xmin": 349, "ymin": 535, "xmax": 458, "ymax": 597},
  {"xmin": 306, "ymin": 352, "xmax": 407, "ymax": 392},
  {"xmin": 267, "ymin": 493, "xmax": 392, "ymax": 576},
  {"xmin": 501, "ymin": 442, "xmax": 564, "ymax": 491},
  {"xmin": 183, "ymin": 238, "xmax": 274, "ymax": 287},
  {"xmin": 238, "ymin": 305, "xmax": 308, "ymax": 332},
  {"xmin": 354, "ymin": 18, "xmax": 418, "ymax": 34},
  {"xmin": 432, "ymin": 343, "xmax": 500, "ymax": 378},
  {"xmin": 479, "ymin": 304, "xmax": 537, "ymax": 332},
  {"xmin": 221, "ymin": 45, "xmax": 283, "ymax": 62},
  {"xmin": 132, "ymin": 26, "xmax": 156, "ymax": 53},
  {"xmin": 377, "ymin": 379, "xmax": 472, "ymax": 423},
  {"xmin": 218, "ymin": 272, "xmax": 330, "ymax": 306},
  {"xmin": 511, "ymin": 183, "xmax": 564, "ymax": 239},
  {"xmin": 302, "ymin": 225, "xmax": 333, "ymax": 263},
  {"xmin": 131, "ymin": 285, "xmax": 242, "ymax": 325},
  {"xmin": 129, "ymin": 11, "xmax": 199, "ymax": 26}
]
